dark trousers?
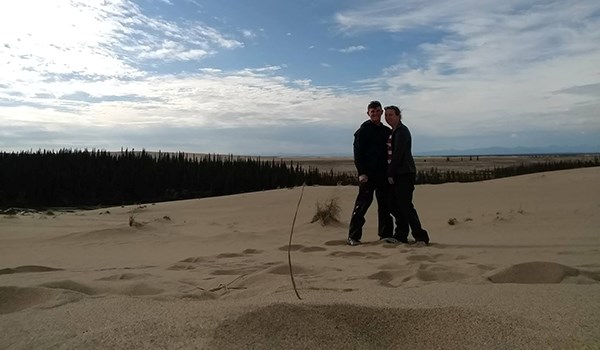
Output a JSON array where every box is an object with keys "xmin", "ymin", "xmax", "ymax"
[
  {"xmin": 391, "ymin": 173, "xmax": 429, "ymax": 243},
  {"xmin": 348, "ymin": 177, "xmax": 393, "ymax": 241}
]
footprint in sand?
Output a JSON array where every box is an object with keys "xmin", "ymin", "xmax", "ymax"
[
  {"xmin": 266, "ymin": 263, "xmax": 311, "ymax": 275},
  {"xmin": 324, "ymin": 240, "xmax": 347, "ymax": 246},
  {"xmin": 299, "ymin": 246, "xmax": 327, "ymax": 252},
  {"xmin": 278, "ymin": 244, "xmax": 327, "ymax": 253},
  {"xmin": 415, "ymin": 263, "xmax": 471, "ymax": 282},
  {"xmin": 328, "ymin": 251, "xmax": 384, "ymax": 259},
  {"xmin": 278, "ymin": 244, "xmax": 304, "ymax": 251},
  {"xmin": 218, "ymin": 249, "xmax": 263, "ymax": 258},
  {"xmin": 153, "ymin": 291, "xmax": 218, "ymax": 302},
  {"xmin": 210, "ymin": 262, "xmax": 279, "ymax": 276},
  {"xmin": 41, "ymin": 279, "xmax": 164, "ymax": 296},
  {"xmin": 170, "ymin": 249, "xmax": 263, "ymax": 270},
  {"xmin": 242, "ymin": 249, "xmax": 262, "ymax": 254},
  {"xmin": 368, "ymin": 271, "xmax": 396, "ymax": 287},
  {"xmin": 406, "ymin": 253, "xmax": 470, "ymax": 263},
  {"xmin": 217, "ymin": 253, "xmax": 245, "ymax": 258},
  {"xmin": 96, "ymin": 273, "xmax": 151, "ymax": 281}
]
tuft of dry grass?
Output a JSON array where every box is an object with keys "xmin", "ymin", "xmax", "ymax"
[
  {"xmin": 448, "ymin": 218, "xmax": 458, "ymax": 225},
  {"xmin": 311, "ymin": 197, "xmax": 341, "ymax": 226},
  {"xmin": 129, "ymin": 214, "xmax": 144, "ymax": 228}
]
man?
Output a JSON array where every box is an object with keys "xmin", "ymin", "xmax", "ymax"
[
  {"xmin": 347, "ymin": 101, "xmax": 394, "ymax": 246},
  {"xmin": 384, "ymin": 105, "xmax": 430, "ymax": 245}
]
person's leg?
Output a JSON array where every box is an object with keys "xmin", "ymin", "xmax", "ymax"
[
  {"xmin": 348, "ymin": 182, "xmax": 375, "ymax": 241},
  {"xmin": 388, "ymin": 184, "xmax": 409, "ymax": 242},
  {"xmin": 375, "ymin": 181, "xmax": 394, "ymax": 239},
  {"xmin": 395, "ymin": 174, "xmax": 429, "ymax": 244}
]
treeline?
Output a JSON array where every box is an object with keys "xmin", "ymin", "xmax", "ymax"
[
  {"xmin": 1, "ymin": 150, "xmax": 598, "ymax": 208},
  {"xmin": 416, "ymin": 157, "xmax": 600, "ymax": 184},
  {"xmin": 0, "ymin": 149, "xmax": 355, "ymax": 208}
]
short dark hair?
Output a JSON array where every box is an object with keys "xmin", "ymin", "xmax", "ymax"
[
  {"xmin": 384, "ymin": 105, "xmax": 401, "ymax": 117},
  {"xmin": 367, "ymin": 100, "xmax": 382, "ymax": 110}
]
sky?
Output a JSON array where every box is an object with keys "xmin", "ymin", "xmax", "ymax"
[{"xmin": 1, "ymin": 0, "xmax": 599, "ymax": 155}]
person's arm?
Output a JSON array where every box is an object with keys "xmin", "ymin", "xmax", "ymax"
[
  {"xmin": 388, "ymin": 127, "xmax": 410, "ymax": 178},
  {"xmin": 353, "ymin": 128, "xmax": 368, "ymax": 181}
]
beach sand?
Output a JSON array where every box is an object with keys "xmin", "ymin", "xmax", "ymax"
[{"xmin": 1, "ymin": 167, "xmax": 599, "ymax": 349}]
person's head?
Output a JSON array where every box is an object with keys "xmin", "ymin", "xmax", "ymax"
[
  {"xmin": 367, "ymin": 100, "xmax": 383, "ymax": 124},
  {"xmin": 384, "ymin": 105, "xmax": 402, "ymax": 128}
]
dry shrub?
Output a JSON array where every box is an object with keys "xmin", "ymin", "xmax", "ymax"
[
  {"xmin": 129, "ymin": 214, "xmax": 144, "ymax": 228},
  {"xmin": 311, "ymin": 197, "xmax": 341, "ymax": 226},
  {"xmin": 448, "ymin": 218, "xmax": 458, "ymax": 225}
]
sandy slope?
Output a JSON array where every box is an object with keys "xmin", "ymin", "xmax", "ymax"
[{"xmin": 0, "ymin": 167, "xmax": 599, "ymax": 349}]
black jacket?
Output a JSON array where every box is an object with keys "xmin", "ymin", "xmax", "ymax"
[
  {"xmin": 387, "ymin": 122, "xmax": 416, "ymax": 177},
  {"xmin": 353, "ymin": 120, "xmax": 391, "ymax": 177}
]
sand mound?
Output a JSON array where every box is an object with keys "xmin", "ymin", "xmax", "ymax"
[
  {"xmin": 0, "ymin": 286, "xmax": 83, "ymax": 314},
  {"xmin": 39, "ymin": 280, "xmax": 98, "ymax": 295},
  {"xmin": 0, "ymin": 287, "xmax": 53, "ymax": 314},
  {"xmin": 209, "ymin": 303, "xmax": 546, "ymax": 349},
  {"xmin": 0, "ymin": 265, "xmax": 63, "ymax": 275},
  {"xmin": 487, "ymin": 261, "xmax": 580, "ymax": 284}
]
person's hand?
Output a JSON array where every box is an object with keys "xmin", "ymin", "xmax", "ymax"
[
  {"xmin": 358, "ymin": 174, "xmax": 368, "ymax": 183},
  {"xmin": 388, "ymin": 177, "xmax": 394, "ymax": 184}
]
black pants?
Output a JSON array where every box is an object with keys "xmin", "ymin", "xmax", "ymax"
[
  {"xmin": 348, "ymin": 177, "xmax": 393, "ymax": 241},
  {"xmin": 391, "ymin": 173, "xmax": 429, "ymax": 243}
]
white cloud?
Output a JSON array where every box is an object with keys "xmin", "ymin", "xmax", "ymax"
[
  {"xmin": 338, "ymin": 45, "xmax": 366, "ymax": 53},
  {"xmin": 293, "ymin": 79, "xmax": 312, "ymax": 88},
  {"xmin": 334, "ymin": 0, "xmax": 600, "ymax": 137},
  {"xmin": 0, "ymin": 0, "xmax": 242, "ymax": 82},
  {"xmin": 0, "ymin": 0, "xmax": 598, "ymax": 154},
  {"xmin": 199, "ymin": 68, "xmax": 222, "ymax": 74},
  {"xmin": 0, "ymin": 65, "xmax": 365, "ymax": 132},
  {"xmin": 241, "ymin": 29, "xmax": 256, "ymax": 39}
]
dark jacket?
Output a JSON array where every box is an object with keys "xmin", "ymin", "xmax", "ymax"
[
  {"xmin": 353, "ymin": 120, "xmax": 391, "ymax": 177},
  {"xmin": 387, "ymin": 122, "xmax": 416, "ymax": 177}
]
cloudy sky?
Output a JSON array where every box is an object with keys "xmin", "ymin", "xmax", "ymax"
[{"xmin": 1, "ymin": 0, "xmax": 599, "ymax": 155}]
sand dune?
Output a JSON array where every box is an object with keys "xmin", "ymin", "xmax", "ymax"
[
  {"xmin": 0, "ymin": 167, "xmax": 599, "ymax": 349},
  {"xmin": 0, "ymin": 265, "xmax": 63, "ymax": 275}
]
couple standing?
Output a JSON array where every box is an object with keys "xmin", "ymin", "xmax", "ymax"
[{"xmin": 347, "ymin": 100, "xmax": 430, "ymax": 246}]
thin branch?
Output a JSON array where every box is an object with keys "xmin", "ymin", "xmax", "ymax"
[{"xmin": 288, "ymin": 183, "xmax": 305, "ymax": 300}]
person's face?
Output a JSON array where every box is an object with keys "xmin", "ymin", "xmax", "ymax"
[
  {"xmin": 385, "ymin": 109, "xmax": 399, "ymax": 128},
  {"xmin": 367, "ymin": 106, "xmax": 383, "ymax": 123}
]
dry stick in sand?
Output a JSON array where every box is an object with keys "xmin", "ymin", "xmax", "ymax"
[
  {"xmin": 208, "ymin": 274, "xmax": 247, "ymax": 294},
  {"xmin": 182, "ymin": 274, "xmax": 247, "ymax": 295},
  {"xmin": 288, "ymin": 183, "xmax": 305, "ymax": 301}
]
